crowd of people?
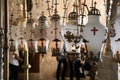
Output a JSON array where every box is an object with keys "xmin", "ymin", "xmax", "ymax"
[
  {"xmin": 9, "ymin": 43, "xmax": 98, "ymax": 80},
  {"xmin": 56, "ymin": 44, "xmax": 98, "ymax": 80}
]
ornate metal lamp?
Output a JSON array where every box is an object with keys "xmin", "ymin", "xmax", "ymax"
[
  {"xmin": 9, "ymin": 13, "xmax": 16, "ymax": 51},
  {"xmin": 82, "ymin": 1, "xmax": 106, "ymax": 58},
  {"xmin": 9, "ymin": 39, "xmax": 16, "ymax": 51},
  {"xmin": 47, "ymin": 0, "xmax": 63, "ymax": 56},
  {"xmin": 34, "ymin": 13, "xmax": 49, "ymax": 57},
  {"xmin": 24, "ymin": 12, "xmax": 38, "ymax": 55},
  {"xmin": 47, "ymin": 14, "xmax": 63, "ymax": 56},
  {"xmin": 61, "ymin": 11, "xmax": 82, "ymax": 53},
  {"xmin": 110, "ymin": 2, "xmax": 120, "ymax": 57}
]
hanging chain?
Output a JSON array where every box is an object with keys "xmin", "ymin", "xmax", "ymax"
[
  {"xmin": 46, "ymin": 0, "xmax": 51, "ymax": 17},
  {"xmin": 62, "ymin": 0, "xmax": 69, "ymax": 26}
]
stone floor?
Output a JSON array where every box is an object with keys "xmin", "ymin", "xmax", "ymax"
[{"xmin": 97, "ymin": 50, "xmax": 118, "ymax": 80}]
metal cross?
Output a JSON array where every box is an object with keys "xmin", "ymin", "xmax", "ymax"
[{"xmin": 64, "ymin": 31, "xmax": 74, "ymax": 43}]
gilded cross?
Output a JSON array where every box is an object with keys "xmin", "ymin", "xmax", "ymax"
[
  {"xmin": 64, "ymin": 31, "xmax": 74, "ymax": 43},
  {"xmin": 91, "ymin": 27, "xmax": 98, "ymax": 35}
]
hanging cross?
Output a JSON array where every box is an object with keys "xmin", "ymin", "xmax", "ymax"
[
  {"xmin": 64, "ymin": 31, "xmax": 74, "ymax": 43},
  {"xmin": 91, "ymin": 27, "xmax": 98, "ymax": 35}
]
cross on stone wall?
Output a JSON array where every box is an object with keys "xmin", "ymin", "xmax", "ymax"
[
  {"xmin": 91, "ymin": 27, "xmax": 98, "ymax": 35},
  {"xmin": 64, "ymin": 31, "xmax": 74, "ymax": 43}
]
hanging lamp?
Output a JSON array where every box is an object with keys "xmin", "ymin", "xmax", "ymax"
[
  {"xmin": 24, "ymin": 13, "xmax": 38, "ymax": 55},
  {"xmin": 61, "ymin": 11, "xmax": 82, "ymax": 53},
  {"xmin": 34, "ymin": 13, "xmax": 49, "ymax": 57},
  {"xmin": 47, "ymin": 0, "xmax": 63, "ymax": 56},
  {"xmin": 110, "ymin": 1, "xmax": 120, "ymax": 58},
  {"xmin": 82, "ymin": 1, "xmax": 107, "ymax": 59}
]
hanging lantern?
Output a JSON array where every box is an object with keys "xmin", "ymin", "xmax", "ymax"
[
  {"xmin": 82, "ymin": 2, "xmax": 107, "ymax": 58},
  {"xmin": 9, "ymin": 25, "xmax": 21, "ymax": 40},
  {"xmin": 110, "ymin": 2, "xmax": 120, "ymax": 57},
  {"xmin": 61, "ymin": 11, "xmax": 82, "ymax": 53},
  {"xmin": 24, "ymin": 18, "xmax": 38, "ymax": 54},
  {"xmin": 34, "ymin": 14, "xmax": 48, "ymax": 39},
  {"xmin": 9, "ymin": 39, "xmax": 16, "ymax": 51},
  {"xmin": 37, "ymin": 38, "xmax": 47, "ymax": 54},
  {"xmin": 34, "ymin": 14, "xmax": 49, "ymax": 55},
  {"xmin": 51, "ymin": 38, "xmax": 62, "ymax": 56},
  {"xmin": 47, "ymin": 14, "xmax": 63, "ymax": 56},
  {"xmin": 27, "ymin": 39, "xmax": 37, "ymax": 55},
  {"xmin": 18, "ymin": 37, "xmax": 28, "ymax": 51}
]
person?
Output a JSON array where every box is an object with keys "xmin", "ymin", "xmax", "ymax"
[
  {"xmin": 9, "ymin": 50, "xmax": 23, "ymax": 80},
  {"xmin": 56, "ymin": 55, "xmax": 67, "ymax": 80},
  {"xmin": 56, "ymin": 43, "xmax": 67, "ymax": 80},
  {"xmin": 89, "ymin": 62, "xmax": 97, "ymax": 80}
]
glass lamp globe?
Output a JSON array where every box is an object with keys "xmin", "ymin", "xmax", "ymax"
[
  {"xmin": 24, "ymin": 19, "xmax": 38, "ymax": 54},
  {"xmin": 50, "ymin": 38, "xmax": 63, "ymax": 56},
  {"xmin": 9, "ymin": 39, "xmax": 17, "ymax": 51},
  {"xmin": 82, "ymin": 5, "xmax": 107, "ymax": 58},
  {"xmin": 9, "ymin": 24, "xmax": 27, "ymax": 52},
  {"xmin": 34, "ymin": 15, "xmax": 49, "ymax": 55},
  {"xmin": 34, "ymin": 14, "xmax": 48, "ymax": 39},
  {"xmin": 47, "ymin": 14, "xmax": 63, "ymax": 56},
  {"xmin": 61, "ymin": 11, "xmax": 82, "ymax": 54},
  {"xmin": 9, "ymin": 25, "xmax": 22, "ymax": 41},
  {"xmin": 110, "ymin": 3, "xmax": 120, "ymax": 57},
  {"xmin": 18, "ymin": 37, "xmax": 28, "ymax": 52},
  {"xmin": 37, "ymin": 38, "xmax": 49, "ymax": 57}
]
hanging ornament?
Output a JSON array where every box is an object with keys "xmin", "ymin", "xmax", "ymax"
[
  {"xmin": 34, "ymin": 13, "xmax": 48, "ymax": 39},
  {"xmin": 61, "ymin": 11, "xmax": 82, "ymax": 53},
  {"xmin": 82, "ymin": 1, "xmax": 107, "ymax": 58},
  {"xmin": 24, "ymin": 18, "xmax": 38, "ymax": 54},
  {"xmin": 34, "ymin": 14, "xmax": 49, "ymax": 55},
  {"xmin": 47, "ymin": 14, "xmax": 63, "ymax": 56},
  {"xmin": 18, "ymin": 37, "xmax": 28, "ymax": 52},
  {"xmin": 9, "ymin": 39, "xmax": 17, "ymax": 51},
  {"xmin": 110, "ymin": 2, "xmax": 120, "ymax": 57}
]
